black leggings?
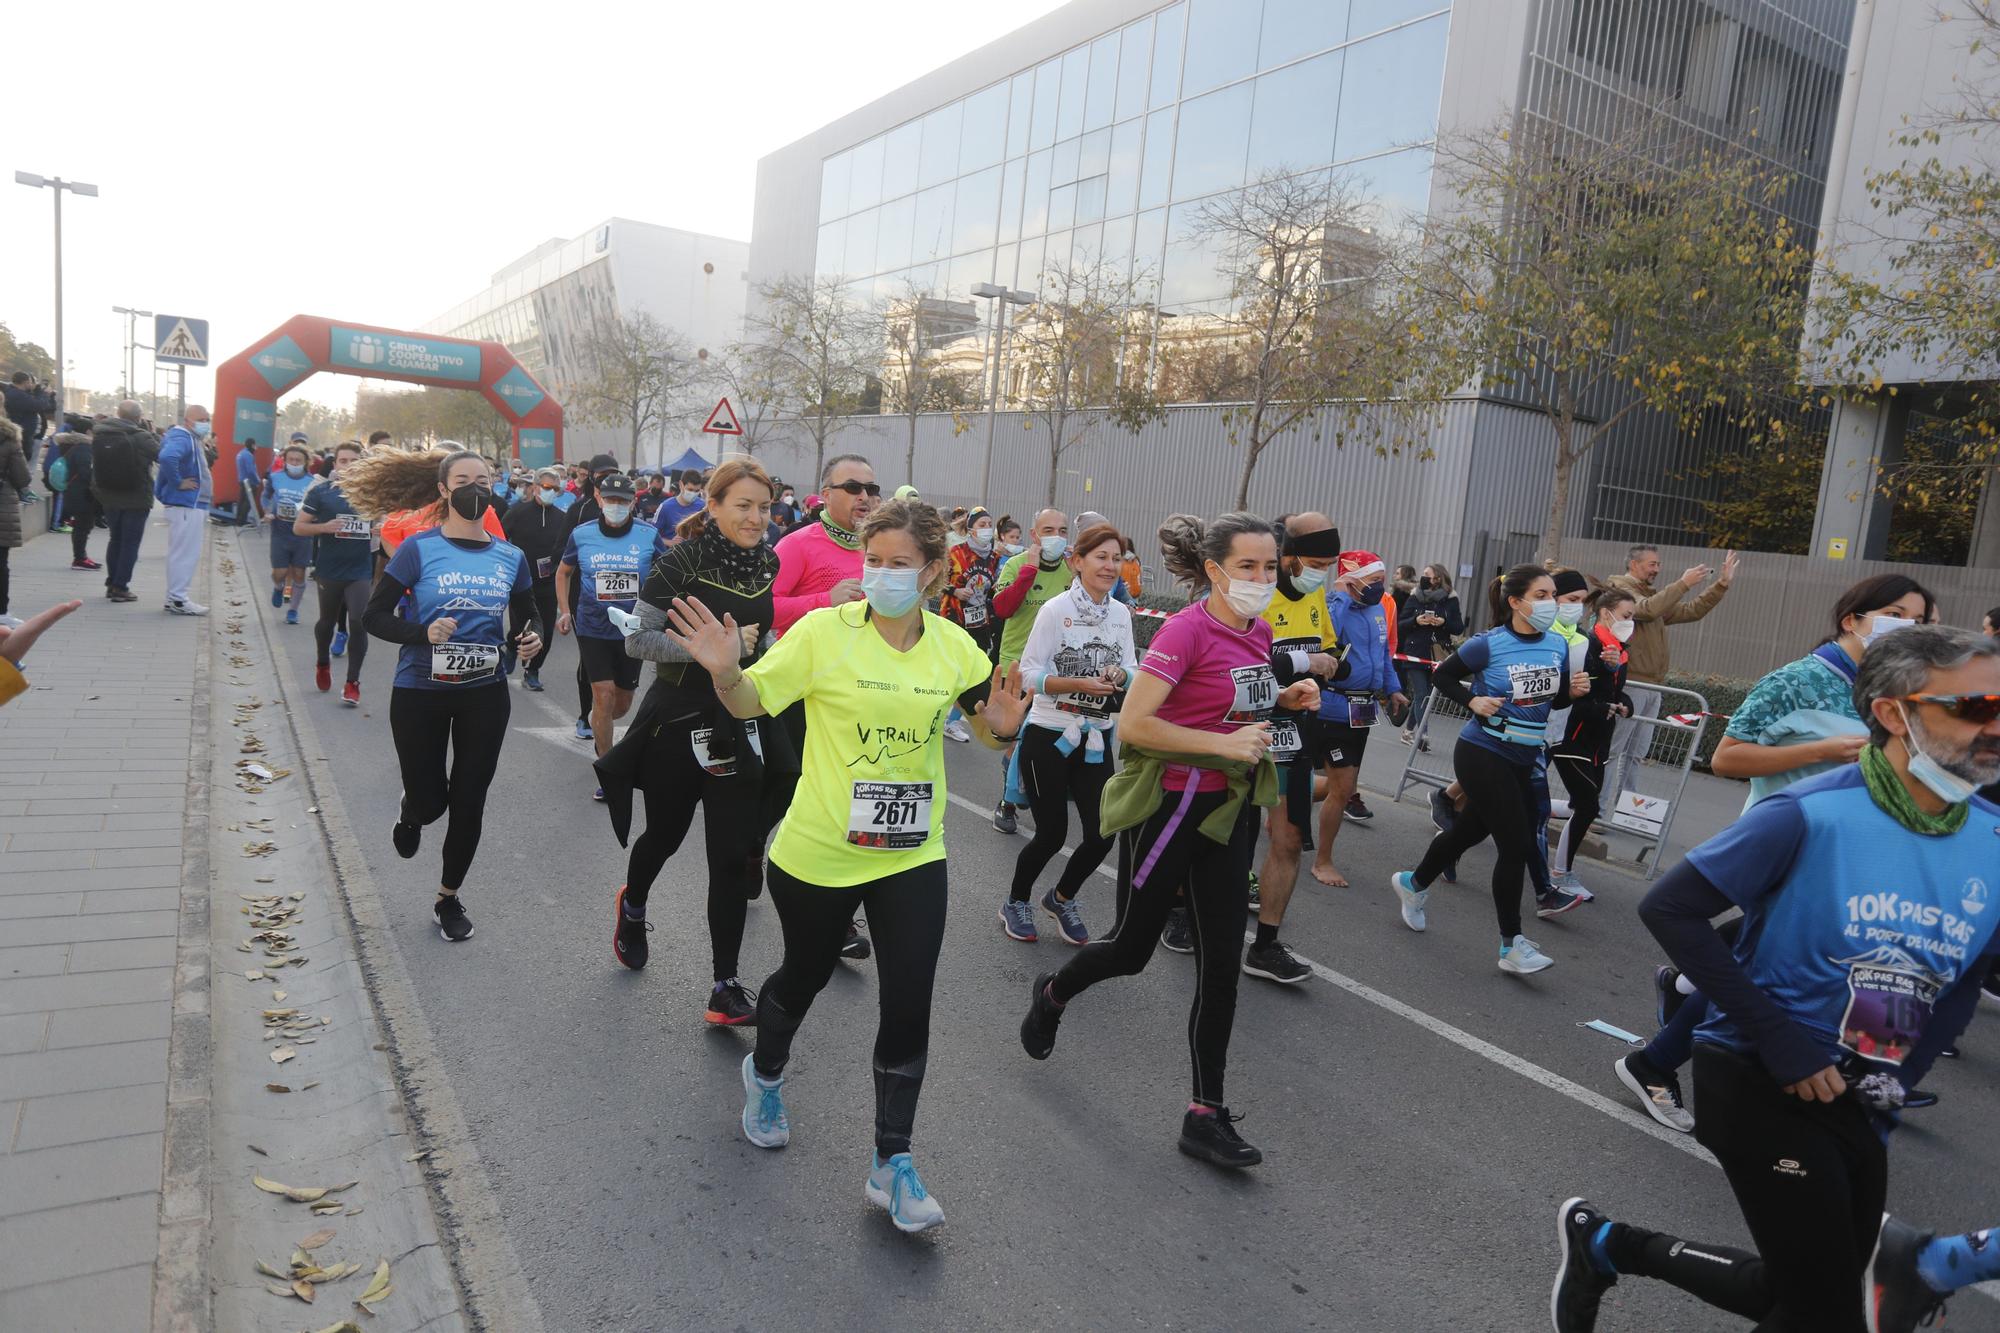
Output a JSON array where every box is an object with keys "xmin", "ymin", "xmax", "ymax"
[
  {"xmin": 389, "ymin": 684, "xmax": 510, "ymax": 892},
  {"xmin": 66, "ymin": 490, "xmax": 99, "ymax": 561},
  {"xmin": 1415, "ymin": 737, "xmax": 1541, "ymax": 941},
  {"xmin": 510, "ymin": 580, "xmax": 557, "ymax": 674},
  {"xmin": 1010, "ymin": 724, "xmax": 1114, "ymax": 902},
  {"xmin": 0, "ymin": 546, "xmax": 10, "ymax": 616},
  {"xmin": 1550, "ymin": 743, "xmax": 1605, "ymax": 874},
  {"xmin": 624, "ymin": 716, "xmax": 761, "ymax": 980},
  {"xmin": 1604, "ymin": 1046, "xmax": 1885, "ymax": 1332},
  {"xmin": 1050, "ymin": 786, "xmax": 1255, "ymax": 1107},
  {"xmin": 314, "ymin": 578, "xmax": 370, "ymax": 682},
  {"xmin": 753, "ymin": 859, "xmax": 948, "ymax": 1157}
]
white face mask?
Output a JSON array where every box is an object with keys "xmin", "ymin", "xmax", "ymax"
[
  {"xmin": 1609, "ymin": 619, "xmax": 1636, "ymax": 643},
  {"xmin": 537, "ymin": 486, "xmax": 557, "ymax": 505},
  {"xmin": 1291, "ymin": 565, "xmax": 1328, "ymax": 594},
  {"xmin": 1218, "ymin": 572, "xmax": 1276, "ymax": 618},
  {"xmin": 1898, "ymin": 704, "xmax": 1981, "ymax": 805},
  {"xmin": 1862, "ymin": 614, "xmax": 1916, "ymax": 648},
  {"xmin": 601, "ymin": 503, "xmax": 633, "ymax": 526},
  {"xmin": 1557, "ymin": 602, "xmax": 1586, "ymax": 626}
]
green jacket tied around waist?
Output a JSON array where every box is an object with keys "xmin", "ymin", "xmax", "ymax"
[{"xmin": 1099, "ymin": 742, "xmax": 1279, "ymax": 844}]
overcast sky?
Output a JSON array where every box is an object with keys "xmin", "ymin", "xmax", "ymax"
[{"xmin": 3, "ymin": 0, "xmax": 1065, "ymax": 412}]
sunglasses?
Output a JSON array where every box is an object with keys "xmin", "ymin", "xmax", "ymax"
[
  {"xmin": 1903, "ymin": 694, "xmax": 2000, "ymax": 725},
  {"xmin": 826, "ymin": 480, "xmax": 882, "ymax": 497}
]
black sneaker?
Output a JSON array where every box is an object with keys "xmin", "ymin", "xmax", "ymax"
[
  {"xmin": 1902, "ymin": 1089, "xmax": 1939, "ymax": 1110},
  {"xmin": 1551, "ymin": 1197, "xmax": 1616, "ymax": 1333},
  {"xmin": 434, "ymin": 895, "xmax": 474, "ymax": 942},
  {"xmin": 1536, "ymin": 887, "xmax": 1586, "ymax": 919},
  {"xmin": 1869, "ymin": 1213, "xmax": 1949, "ymax": 1333},
  {"xmin": 704, "ymin": 979, "xmax": 757, "ymax": 1027},
  {"xmin": 1020, "ymin": 971, "xmax": 1063, "ymax": 1060},
  {"xmin": 1654, "ymin": 965, "xmax": 1686, "ymax": 1029},
  {"xmin": 992, "ymin": 802, "xmax": 1018, "ymax": 835},
  {"xmin": 1344, "ymin": 793, "xmax": 1374, "ymax": 823},
  {"xmin": 392, "ymin": 820, "xmax": 421, "ymax": 859},
  {"xmin": 1177, "ymin": 1106, "xmax": 1262, "ymax": 1169},
  {"xmin": 1938, "ymin": 1044, "xmax": 1959, "ymax": 1060},
  {"xmin": 1242, "ymin": 939, "xmax": 1311, "ymax": 985},
  {"xmin": 612, "ymin": 886, "xmax": 651, "ymax": 970},
  {"xmin": 1429, "ymin": 787, "xmax": 1456, "ymax": 834},
  {"xmin": 840, "ymin": 921, "xmax": 872, "ymax": 961},
  {"xmin": 1161, "ymin": 906, "xmax": 1194, "ymax": 954}
]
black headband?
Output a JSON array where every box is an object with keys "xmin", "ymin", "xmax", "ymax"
[
  {"xmin": 1283, "ymin": 526, "xmax": 1343, "ymax": 558},
  {"xmin": 1552, "ymin": 569, "xmax": 1590, "ymax": 596}
]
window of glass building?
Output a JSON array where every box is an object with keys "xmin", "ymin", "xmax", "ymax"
[
  {"xmin": 1031, "ymin": 57, "xmax": 1062, "ymax": 150},
  {"xmin": 876, "ymin": 194, "xmax": 916, "ymax": 274},
  {"xmin": 913, "ymin": 182, "xmax": 955, "ymax": 263},
  {"xmin": 1077, "ymin": 175, "xmax": 1108, "ymax": 224},
  {"xmin": 998, "ymin": 158, "xmax": 1027, "ymax": 244},
  {"xmin": 883, "ymin": 120, "xmax": 922, "ymax": 201},
  {"xmin": 1182, "ymin": 0, "xmax": 1260, "ymax": 97},
  {"xmin": 817, "ymin": 220, "xmax": 846, "ymax": 277},
  {"xmin": 1334, "ymin": 15, "xmax": 1447, "ymax": 162},
  {"xmin": 1172, "ymin": 81, "xmax": 1254, "ymax": 200},
  {"xmin": 1348, "ymin": 145, "xmax": 1435, "ymax": 236},
  {"xmin": 962, "ymin": 82, "xmax": 1009, "ymax": 172},
  {"xmin": 1107, "ymin": 119, "xmax": 1144, "ymax": 216},
  {"xmin": 955, "ymin": 166, "xmax": 1004, "ymax": 253},
  {"xmin": 919, "ymin": 101, "xmax": 964, "ymax": 189},
  {"xmin": 1079, "ymin": 126, "xmax": 1111, "ymax": 179},
  {"xmin": 1260, "ymin": 0, "xmax": 1348, "ymax": 71},
  {"xmin": 1162, "ymin": 200, "xmax": 1233, "ymax": 305},
  {"xmin": 1007, "ymin": 70, "xmax": 1035, "ymax": 159},
  {"xmin": 1349, "ymin": 0, "xmax": 1446, "ymax": 40},
  {"xmin": 1085, "ymin": 33, "xmax": 1120, "ymax": 131},
  {"xmin": 1116, "ymin": 18, "xmax": 1153, "ymax": 122},
  {"xmin": 1022, "ymin": 148, "xmax": 1054, "ymax": 235},
  {"xmin": 1151, "ymin": 3, "xmax": 1186, "ymax": 108},
  {"xmin": 843, "ymin": 208, "xmax": 879, "ymax": 280},
  {"xmin": 850, "ymin": 136, "xmax": 886, "ymax": 215},
  {"xmin": 1139, "ymin": 107, "xmax": 1176, "ymax": 211},
  {"xmin": 1053, "ymin": 136, "xmax": 1082, "ymax": 186},
  {"xmin": 1248, "ymin": 49, "xmax": 1342, "ymax": 176},
  {"xmin": 1049, "ymin": 181, "xmax": 1078, "ymax": 233},
  {"xmin": 1057, "ymin": 46, "xmax": 1089, "ymax": 140},
  {"xmin": 820, "ymin": 153, "xmax": 850, "ymax": 224}
]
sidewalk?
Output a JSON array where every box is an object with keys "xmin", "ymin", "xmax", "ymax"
[{"xmin": 0, "ymin": 517, "xmax": 208, "ymax": 1331}]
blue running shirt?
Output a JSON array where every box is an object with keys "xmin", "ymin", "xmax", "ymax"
[
  {"xmin": 563, "ymin": 519, "xmax": 656, "ymax": 639},
  {"xmin": 381, "ymin": 529, "xmax": 531, "ymax": 690},
  {"xmin": 1453, "ymin": 626, "xmax": 1571, "ymax": 763}
]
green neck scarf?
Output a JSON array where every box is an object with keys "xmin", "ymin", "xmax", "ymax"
[
  {"xmin": 1859, "ymin": 743, "xmax": 1968, "ymax": 836},
  {"xmin": 820, "ymin": 513, "xmax": 860, "ymax": 551}
]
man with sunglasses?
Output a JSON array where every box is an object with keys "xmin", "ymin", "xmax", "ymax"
[{"xmin": 1552, "ymin": 625, "xmax": 2000, "ymax": 1333}]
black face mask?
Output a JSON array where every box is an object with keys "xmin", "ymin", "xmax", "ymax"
[
  {"xmin": 1419, "ymin": 576, "xmax": 1435, "ymax": 591},
  {"xmin": 449, "ymin": 483, "xmax": 494, "ymax": 521}
]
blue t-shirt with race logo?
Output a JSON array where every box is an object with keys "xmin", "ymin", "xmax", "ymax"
[
  {"xmin": 381, "ymin": 529, "xmax": 531, "ymax": 690},
  {"xmin": 264, "ymin": 469, "xmax": 317, "ymax": 534},
  {"xmin": 298, "ymin": 480, "xmax": 375, "ymax": 583},
  {"xmin": 1688, "ymin": 766, "xmax": 2000, "ymax": 1073},
  {"xmin": 562, "ymin": 518, "xmax": 655, "ymax": 640},
  {"xmin": 1452, "ymin": 626, "xmax": 1571, "ymax": 764}
]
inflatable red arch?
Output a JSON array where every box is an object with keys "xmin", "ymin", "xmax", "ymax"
[{"xmin": 211, "ymin": 315, "xmax": 564, "ymax": 502}]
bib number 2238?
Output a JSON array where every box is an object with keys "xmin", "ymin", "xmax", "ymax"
[{"xmin": 847, "ymin": 780, "xmax": 933, "ymax": 850}]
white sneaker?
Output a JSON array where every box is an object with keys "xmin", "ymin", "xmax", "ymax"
[
  {"xmin": 164, "ymin": 600, "xmax": 209, "ymax": 616},
  {"xmin": 943, "ymin": 718, "xmax": 973, "ymax": 744},
  {"xmin": 1551, "ymin": 869, "xmax": 1594, "ymax": 901},
  {"xmin": 1389, "ymin": 871, "xmax": 1428, "ymax": 932},
  {"xmin": 1498, "ymin": 934, "xmax": 1554, "ymax": 975},
  {"xmin": 865, "ymin": 1152, "xmax": 945, "ymax": 1233}
]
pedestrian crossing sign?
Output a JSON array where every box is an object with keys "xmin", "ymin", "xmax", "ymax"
[{"xmin": 154, "ymin": 314, "xmax": 210, "ymax": 366}]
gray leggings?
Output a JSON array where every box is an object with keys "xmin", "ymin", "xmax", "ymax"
[{"xmin": 314, "ymin": 577, "xmax": 370, "ymax": 681}]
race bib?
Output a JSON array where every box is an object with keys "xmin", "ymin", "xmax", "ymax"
[
  {"xmin": 277, "ymin": 500, "xmax": 299, "ymax": 521},
  {"xmin": 535, "ymin": 556, "xmax": 554, "ymax": 581},
  {"xmin": 594, "ymin": 570, "xmax": 640, "ymax": 601},
  {"xmin": 1505, "ymin": 662, "xmax": 1559, "ymax": 703},
  {"xmin": 430, "ymin": 642, "xmax": 499, "ymax": 683},
  {"xmin": 1837, "ymin": 962, "xmax": 1940, "ymax": 1067},
  {"xmin": 1345, "ymin": 695, "xmax": 1379, "ymax": 729},
  {"xmin": 691, "ymin": 721, "xmax": 763, "ymax": 777},
  {"xmin": 336, "ymin": 514, "xmax": 371, "ymax": 539},
  {"xmin": 1268, "ymin": 717, "xmax": 1303, "ymax": 761},
  {"xmin": 1227, "ymin": 664, "xmax": 1277, "ymax": 722},
  {"xmin": 846, "ymin": 780, "xmax": 933, "ymax": 850},
  {"xmin": 962, "ymin": 603, "xmax": 988, "ymax": 628}
]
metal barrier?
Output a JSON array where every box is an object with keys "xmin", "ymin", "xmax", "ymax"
[{"xmin": 1392, "ymin": 679, "xmax": 1711, "ymax": 881}]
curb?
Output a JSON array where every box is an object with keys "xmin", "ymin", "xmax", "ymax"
[{"xmin": 238, "ymin": 531, "xmax": 546, "ymax": 1333}]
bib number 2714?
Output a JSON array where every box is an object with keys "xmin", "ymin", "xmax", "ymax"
[{"xmin": 847, "ymin": 780, "xmax": 933, "ymax": 850}]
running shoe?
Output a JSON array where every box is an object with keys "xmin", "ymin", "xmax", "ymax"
[
  {"xmin": 271, "ymin": 587, "xmax": 284, "ymax": 608},
  {"xmin": 315, "ymin": 663, "xmax": 332, "ymax": 693},
  {"xmin": 1178, "ymin": 1106, "xmax": 1262, "ymax": 1169},
  {"xmin": 285, "ymin": 607, "xmax": 299, "ymax": 625},
  {"xmin": 1343, "ymin": 793, "xmax": 1374, "ymax": 823},
  {"xmin": 164, "ymin": 600, "xmax": 209, "ymax": 616},
  {"xmin": 1389, "ymin": 871, "xmax": 1429, "ymax": 932},
  {"xmin": 1536, "ymin": 887, "xmax": 1586, "ymax": 919},
  {"xmin": 1246, "ymin": 870, "xmax": 1261, "ymax": 909},
  {"xmin": 1550, "ymin": 869, "xmax": 1591, "ymax": 898},
  {"xmin": 592, "ymin": 787, "xmax": 607, "ymax": 803},
  {"xmin": 705, "ymin": 980, "xmax": 757, "ymax": 1026},
  {"xmin": 998, "ymin": 899, "xmax": 1038, "ymax": 942},
  {"xmin": 107, "ymin": 587, "xmax": 137, "ymax": 603},
  {"xmin": 392, "ymin": 819, "xmax": 421, "ymax": 859},
  {"xmin": 1868, "ymin": 1213, "xmax": 1949, "ymax": 1333},
  {"xmin": 612, "ymin": 886, "xmax": 651, "ymax": 969},
  {"xmin": 943, "ymin": 718, "xmax": 973, "ymax": 744},
  {"xmin": 341, "ymin": 681, "xmax": 360, "ymax": 707},
  {"xmin": 1430, "ymin": 789, "xmax": 1456, "ymax": 834},
  {"xmin": 865, "ymin": 1152, "xmax": 944, "ymax": 1233},
  {"xmin": 1041, "ymin": 890, "xmax": 1088, "ymax": 945},
  {"xmin": 1613, "ymin": 1054, "xmax": 1695, "ymax": 1133},
  {"xmin": 70, "ymin": 557, "xmax": 101, "ymax": 571},
  {"xmin": 575, "ymin": 718, "xmax": 593, "ymax": 741},
  {"xmin": 1021, "ymin": 971, "xmax": 1063, "ymax": 1059},
  {"xmin": 1654, "ymin": 965, "xmax": 1686, "ymax": 1029},
  {"xmin": 840, "ymin": 921, "xmax": 872, "ymax": 961},
  {"xmin": 1242, "ymin": 939, "xmax": 1311, "ymax": 985},
  {"xmin": 1161, "ymin": 906, "xmax": 1194, "ymax": 954},
  {"xmin": 740, "ymin": 1053, "xmax": 789, "ymax": 1149},
  {"xmin": 1551, "ymin": 1197, "xmax": 1617, "ymax": 1333},
  {"xmin": 992, "ymin": 801, "xmax": 1017, "ymax": 834},
  {"xmin": 1498, "ymin": 935, "xmax": 1554, "ymax": 975},
  {"xmin": 330, "ymin": 629, "xmax": 347, "ymax": 657},
  {"xmin": 523, "ymin": 671, "xmax": 543, "ymax": 692},
  {"xmin": 1902, "ymin": 1089, "xmax": 1939, "ymax": 1110},
  {"xmin": 1939, "ymin": 1044, "xmax": 1960, "ymax": 1060},
  {"xmin": 433, "ymin": 895, "xmax": 474, "ymax": 942}
]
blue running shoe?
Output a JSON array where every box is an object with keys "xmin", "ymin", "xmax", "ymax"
[
  {"xmin": 285, "ymin": 607, "xmax": 299, "ymax": 625},
  {"xmin": 740, "ymin": 1053, "xmax": 789, "ymax": 1149},
  {"xmin": 523, "ymin": 671, "xmax": 543, "ymax": 692},
  {"xmin": 1040, "ymin": 890, "xmax": 1088, "ymax": 945},
  {"xmin": 330, "ymin": 629, "xmax": 347, "ymax": 657},
  {"xmin": 865, "ymin": 1152, "xmax": 944, "ymax": 1233},
  {"xmin": 575, "ymin": 718, "xmax": 594, "ymax": 741},
  {"xmin": 998, "ymin": 899, "xmax": 1038, "ymax": 942},
  {"xmin": 1389, "ymin": 871, "xmax": 1429, "ymax": 932},
  {"xmin": 271, "ymin": 587, "xmax": 284, "ymax": 608}
]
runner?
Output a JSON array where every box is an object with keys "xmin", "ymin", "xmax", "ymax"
[
  {"xmin": 1019, "ymin": 512, "xmax": 1320, "ymax": 1169},
  {"xmin": 263, "ymin": 436, "xmax": 318, "ymax": 626},
  {"xmin": 996, "ymin": 515, "xmax": 1024, "ymax": 559},
  {"xmin": 291, "ymin": 440, "xmax": 374, "ymax": 705},
  {"xmin": 556, "ymin": 472, "xmax": 652, "ymax": 790},
  {"xmin": 1309, "ymin": 549, "xmax": 1405, "ymax": 887},
  {"xmin": 1547, "ymin": 586, "xmax": 1636, "ymax": 897},
  {"xmin": 1000, "ymin": 521, "xmax": 1138, "ymax": 946},
  {"xmin": 1551, "ymin": 625, "xmax": 2000, "ymax": 1333},
  {"xmin": 940, "ymin": 506, "xmax": 1003, "ymax": 744},
  {"xmin": 1527, "ymin": 569, "xmax": 1597, "ymax": 919},
  {"xmin": 500, "ymin": 466, "xmax": 571, "ymax": 692},
  {"xmin": 990, "ymin": 508, "xmax": 1071, "ymax": 832},
  {"xmin": 660, "ymin": 498, "xmax": 1029, "ymax": 1232},
  {"xmin": 1248, "ymin": 512, "xmax": 1348, "ymax": 985},
  {"xmin": 566, "ymin": 454, "xmax": 627, "ymax": 741},
  {"xmin": 350, "ymin": 448, "xmax": 542, "ymax": 943},
  {"xmin": 596, "ymin": 458, "xmax": 797, "ymax": 1025},
  {"xmin": 1388, "ymin": 565, "xmax": 1571, "ymax": 973}
]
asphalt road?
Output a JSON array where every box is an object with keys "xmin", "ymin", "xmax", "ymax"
[{"xmin": 241, "ymin": 532, "xmax": 1999, "ymax": 1332}]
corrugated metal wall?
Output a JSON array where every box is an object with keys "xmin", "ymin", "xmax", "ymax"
[{"xmin": 1560, "ymin": 537, "xmax": 2000, "ymax": 680}]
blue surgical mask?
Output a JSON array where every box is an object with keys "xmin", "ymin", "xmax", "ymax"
[
  {"xmin": 1556, "ymin": 602, "xmax": 1585, "ymax": 626},
  {"xmin": 192, "ymin": 420, "xmax": 212, "ymax": 439},
  {"xmin": 862, "ymin": 564, "xmax": 925, "ymax": 618},
  {"xmin": 1899, "ymin": 705, "xmax": 1980, "ymax": 805},
  {"xmin": 1522, "ymin": 600, "xmax": 1559, "ymax": 633},
  {"xmin": 1003, "ymin": 541, "xmax": 1025, "ymax": 556},
  {"xmin": 284, "ymin": 463, "xmax": 306, "ymax": 479},
  {"xmin": 1292, "ymin": 566, "xmax": 1328, "ymax": 594},
  {"xmin": 537, "ymin": 486, "xmax": 557, "ymax": 506},
  {"xmin": 601, "ymin": 503, "xmax": 633, "ymax": 527},
  {"xmin": 1039, "ymin": 534, "xmax": 1068, "ymax": 562}
]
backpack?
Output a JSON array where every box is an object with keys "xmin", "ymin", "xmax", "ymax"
[
  {"xmin": 48, "ymin": 452, "xmax": 70, "ymax": 493},
  {"xmin": 94, "ymin": 430, "xmax": 145, "ymax": 493}
]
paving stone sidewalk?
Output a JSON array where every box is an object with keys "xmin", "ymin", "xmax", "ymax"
[{"xmin": 0, "ymin": 517, "xmax": 210, "ymax": 1332}]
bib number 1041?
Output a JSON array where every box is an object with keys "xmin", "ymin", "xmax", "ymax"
[{"xmin": 847, "ymin": 780, "xmax": 933, "ymax": 850}]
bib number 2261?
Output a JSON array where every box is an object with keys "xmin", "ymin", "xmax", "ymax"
[{"xmin": 847, "ymin": 780, "xmax": 933, "ymax": 850}]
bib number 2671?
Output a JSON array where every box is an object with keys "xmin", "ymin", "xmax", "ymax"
[{"xmin": 847, "ymin": 780, "xmax": 933, "ymax": 850}]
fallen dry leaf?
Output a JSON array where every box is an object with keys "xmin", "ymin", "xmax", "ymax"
[
  {"xmin": 271, "ymin": 1048, "xmax": 296, "ymax": 1064},
  {"xmin": 298, "ymin": 1228, "xmax": 335, "ymax": 1251},
  {"xmin": 253, "ymin": 1175, "xmax": 329, "ymax": 1203},
  {"xmin": 403, "ymin": 1150, "xmax": 430, "ymax": 1163},
  {"xmin": 248, "ymin": 1144, "xmax": 268, "ymax": 1156},
  {"xmin": 357, "ymin": 1257, "xmax": 392, "ymax": 1309},
  {"xmin": 293, "ymin": 1278, "xmax": 316, "ymax": 1303},
  {"xmin": 255, "ymin": 1259, "xmax": 288, "ymax": 1280},
  {"xmin": 265, "ymin": 1083, "xmax": 292, "ymax": 1094},
  {"xmin": 245, "ymin": 970, "xmax": 266, "ymax": 981},
  {"xmin": 302, "ymin": 1081, "xmax": 321, "ymax": 1091}
]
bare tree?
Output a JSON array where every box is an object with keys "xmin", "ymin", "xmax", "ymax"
[
  {"xmin": 707, "ymin": 341, "xmax": 787, "ymax": 456},
  {"xmin": 571, "ymin": 311, "xmax": 697, "ymax": 470},
  {"xmin": 747, "ymin": 273, "xmax": 871, "ymax": 482},
  {"xmin": 873, "ymin": 282, "xmax": 982, "ymax": 489}
]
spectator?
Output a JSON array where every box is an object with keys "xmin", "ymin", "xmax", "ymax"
[
  {"xmin": 1983, "ymin": 605, "xmax": 1998, "ymax": 639},
  {"xmin": 154, "ymin": 405, "xmax": 213, "ymax": 616},
  {"xmin": 3, "ymin": 372, "xmax": 55, "ymax": 473},
  {"xmin": 46, "ymin": 418, "xmax": 101, "ymax": 570},
  {"xmin": 1396, "ymin": 563, "xmax": 1464, "ymax": 741},
  {"xmin": 1120, "ymin": 542, "xmax": 1144, "ymax": 599},
  {"xmin": 0, "ymin": 419, "xmax": 31, "ymax": 626},
  {"xmin": 1602, "ymin": 543, "xmax": 1738, "ymax": 798},
  {"xmin": 91, "ymin": 400, "xmax": 160, "ymax": 604},
  {"xmin": 229, "ymin": 439, "xmax": 263, "ymax": 527}
]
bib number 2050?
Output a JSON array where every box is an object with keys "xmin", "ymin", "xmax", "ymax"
[{"xmin": 847, "ymin": 780, "xmax": 933, "ymax": 850}]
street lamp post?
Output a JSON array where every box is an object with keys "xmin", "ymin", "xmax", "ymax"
[
  {"xmin": 972, "ymin": 283, "xmax": 1036, "ymax": 503},
  {"xmin": 111, "ymin": 305, "xmax": 152, "ymax": 398},
  {"xmin": 15, "ymin": 172, "xmax": 100, "ymax": 429}
]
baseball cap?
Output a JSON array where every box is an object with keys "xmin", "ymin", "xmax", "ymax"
[
  {"xmin": 289, "ymin": 432, "xmax": 310, "ymax": 444},
  {"xmin": 588, "ymin": 453, "xmax": 619, "ymax": 474},
  {"xmin": 596, "ymin": 472, "xmax": 637, "ymax": 500},
  {"xmin": 894, "ymin": 484, "xmax": 921, "ymax": 501}
]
